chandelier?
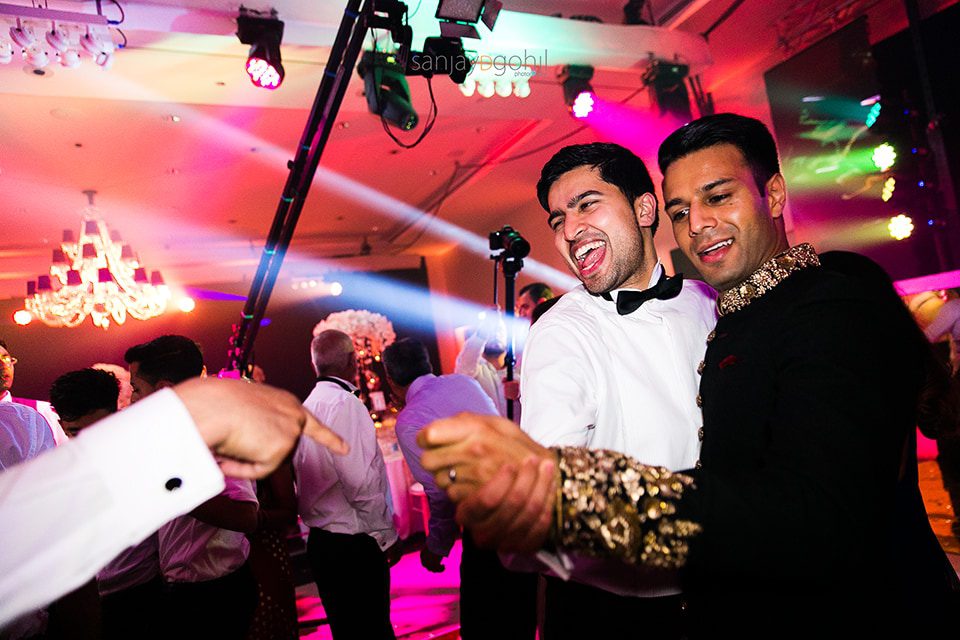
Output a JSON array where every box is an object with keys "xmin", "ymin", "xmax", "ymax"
[{"xmin": 25, "ymin": 190, "xmax": 170, "ymax": 329}]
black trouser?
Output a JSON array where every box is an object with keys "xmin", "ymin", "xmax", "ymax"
[
  {"xmin": 307, "ymin": 528, "xmax": 395, "ymax": 640},
  {"xmin": 542, "ymin": 575, "xmax": 687, "ymax": 640},
  {"xmin": 100, "ymin": 575, "xmax": 166, "ymax": 640},
  {"xmin": 166, "ymin": 561, "xmax": 258, "ymax": 639},
  {"xmin": 460, "ymin": 530, "xmax": 538, "ymax": 640}
]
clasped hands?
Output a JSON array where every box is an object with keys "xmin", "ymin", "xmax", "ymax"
[{"xmin": 416, "ymin": 413, "xmax": 558, "ymax": 553}]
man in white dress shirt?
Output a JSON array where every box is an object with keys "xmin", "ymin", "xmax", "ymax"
[
  {"xmin": 520, "ymin": 142, "xmax": 717, "ymax": 638},
  {"xmin": 294, "ymin": 329, "xmax": 399, "ymax": 639}
]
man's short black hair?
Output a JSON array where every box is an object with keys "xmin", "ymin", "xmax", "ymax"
[
  {"xmin": 0, "ymin": 338, "xmax": 8, "ymax": 351},
  {"xmin": 124, "ymin": 335, "xmax": 204, "ymax": 385},
  {"xmin": 536, "ymin": 142, "xmax": 659, "ymax": 236},
  {"xmin": 658, "ymin": 113, "xmax": 781, "ymax": 195},
  {"xmin": 50, "ymin": 368, "xmax": 120, "ymax": 421},
  {"xmin": 382, "ymin": 338, "xmax": 433, "ymax": 388},
  {"xmin": 518, "ymin": 282, "xmax": 554, "ymax": 302}
]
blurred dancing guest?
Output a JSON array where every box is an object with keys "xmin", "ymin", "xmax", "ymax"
[
  {"xmin": 127, "ymin": 335, "xmax": 259, "ymax": 639},
  {"xmin": 383, "ymin": 338, "xmax": 537, "ymax": 639},
  {"xmin": 294, "ymin": 330, "xmax": 399, "ymax": 639}
]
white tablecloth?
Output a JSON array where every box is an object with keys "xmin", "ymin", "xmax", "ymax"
[{"xmin": 382, "ymin": 449, "xmax": 425, "ymax": 539}]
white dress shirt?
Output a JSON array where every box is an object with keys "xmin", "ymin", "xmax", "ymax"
[
  {"xmin": 0, "ymin": 389, "xmax": 224, "ymax": 626},
  {"xmin": 294, "ymin": 378, "xmax": 397, "ymax": 551},
  {"xmin": 158, "ymin": 476, "xmax": 257, "ymax": 583},
  {"xmin": 520, "ymin": 265, "xmax": 717, "ymax": 597}
]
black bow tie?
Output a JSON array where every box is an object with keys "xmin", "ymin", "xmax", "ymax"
[{"xmin": 601, "ymin": 272, "xmax": 683, "ymax": 315}]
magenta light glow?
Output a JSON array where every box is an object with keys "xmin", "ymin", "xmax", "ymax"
[
  {"xmin": 572, "ymin": 91, "xmax": 595, "ymax": 118},
  {"xmin": 246, "ymin": 57, "xmax": 283, "ymax": 90},
  {"xmin": 894, "ymin": 269, "xmax": 960, "ymax": 296},
  {"xmin": 579, "ymin": 98, "xmax": 687, "ymax": 169}
]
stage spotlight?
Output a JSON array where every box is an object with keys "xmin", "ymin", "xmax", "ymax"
[
  {"xmin": 0, "ymin": 40, "xmax": 12, "ymax": 64},
  {"xmin": 888, "ymin": 214, "xmax": 913, "ymax": 240},
  {"xmin": 80, "ymin": 29, "xmax": 115, "ymax": 69},
  {"xmin": 358, "ymin": 50, "xmax": 418, "ymax": 130},
  {"xmin": 881, "ymin": 177, "xmax": 896, "ymax": 202},
  {"xmin": 872, "ymin": 142, "xmax": 897, "ymax": 172},
  {"xmin": 865, "ymin": 102, "xmax": 881, "ymax": 128},
  {"xmin": 236, "ymin": 10, "xmax": 285, "ymax": 90},
  {"xmin": 513, "ymin": 78, "xmax": 531, "ymax": 98},
  {"xmin": 459, "ymin": 77, "xmax": 477, "ymax": 96},
  {"xmin": 9, "ymin": 20, "xmax": 37, "ymax": 49},
  {"xmin": 436, "ymin": 0, "xmax": 502, "ymax": 32},
  {"xmin": 24, "ymin": 43, "xmax": 49, "ymax": 69},
  {"xmin": 476, "ymin": 78, "xmax": 495, "ymax": 98},
  {"xmin": 46, "ymin": 25, "xmax": 70, "ymax": 53},
  {"xmin": 560, "ymin": 65, "xmax": 595, "ymax": 119}
]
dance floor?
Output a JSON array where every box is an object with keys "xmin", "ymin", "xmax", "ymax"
[{"xmin": 297, "ymin": 540, "xmax": 463, "ymax": 639}]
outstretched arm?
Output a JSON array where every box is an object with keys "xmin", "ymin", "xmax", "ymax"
[{"xmin": 0, "ymin": 379, "xmax": 347, "ymax": 625}]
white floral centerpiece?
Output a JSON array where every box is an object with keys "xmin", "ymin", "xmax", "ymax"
[{"xmin": 313, "ymin": 309, "xmax": 396, "ymax": 356}]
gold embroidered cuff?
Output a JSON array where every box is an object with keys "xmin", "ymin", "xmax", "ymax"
[{"xmin": 553, "ymin": 447, "xmax": 701, "ymax": 569}]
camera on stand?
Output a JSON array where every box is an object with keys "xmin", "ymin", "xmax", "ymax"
[
  {"xmin": 487, "ymin": 225, "xmax": 530, "ymax": 420},
  {"xmin": 488, "ymin": 225, "xmax": 530, "ymax": 259}
]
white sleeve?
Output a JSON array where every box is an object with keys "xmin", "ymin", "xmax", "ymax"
[
  {"xmin": 0, "ymin": 388, "xmax": 225, "ymax": 625},
  {"xmin": 454, "ymin": 335, "xmax": 486, "ymax": 377},
  {"xmin": 519, "ymin": 322, "xmax": 598, "ymax": 446}
]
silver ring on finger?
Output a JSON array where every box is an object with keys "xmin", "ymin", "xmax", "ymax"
[{"xmin": 447, "ymin": 467, "xmax": 457, "ymax": 483}]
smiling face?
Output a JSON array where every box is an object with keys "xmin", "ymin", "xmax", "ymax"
[
  {"xmin": 663, "ymin": 144, "xmax": 788, "ymax": 292},
  {"xmin": 546, "ymin": 166, "xmax": 657, "ymax": 294}
]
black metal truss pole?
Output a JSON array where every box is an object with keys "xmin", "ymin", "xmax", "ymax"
[{"xmin": 229, "ymin": 0, "xmax": 372, "ymax": 373}]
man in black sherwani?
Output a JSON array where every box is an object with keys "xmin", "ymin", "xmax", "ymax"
[{"xmin": 415, "ymin": 113, "xmax": 959, "ymax": 636}]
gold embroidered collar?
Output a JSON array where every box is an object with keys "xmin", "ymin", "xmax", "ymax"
[{"xmin": 717, "ymin": 243, "xmax": 820, "ymax": 316}]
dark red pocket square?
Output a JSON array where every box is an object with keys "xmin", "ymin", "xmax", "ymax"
[{"xmin": 719, "ymin": 355, "xmax": 738, "ymax": 369}]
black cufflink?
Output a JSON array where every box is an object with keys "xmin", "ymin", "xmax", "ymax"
[{"xmin": 165, "ymin": 477, "xmax": 183, "ymax": 491}]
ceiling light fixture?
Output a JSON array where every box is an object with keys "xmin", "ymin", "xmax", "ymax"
[
  {"xmin": 560, "ymin": 65, "xmax": 595, "ymax": 119},
  {"xmin": 642, "ymin": 59, "xmax": 692, "ymax": 121},
  {"xmin": 236, "ymin": 8, "xmax": 285, "ymax": 90},
  {"xmin": 0, "ymin": 4, "xmax": 118, "ymax": 72},
  {"xmin": 24, "ymin": 190, "xmax": 170, "ymax": 329},
  {"xmin": 358, "ymin": 50, "xmax": 418, "ymax": 130}
]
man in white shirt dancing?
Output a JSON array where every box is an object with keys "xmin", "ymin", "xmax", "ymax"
[
  {"xmin": 294, "ymin": 329, "xmax": 399, "ymax": 639},
  {"xmin": 520, "ymin": 142, "xmax": 717, "ymax": 637}
]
